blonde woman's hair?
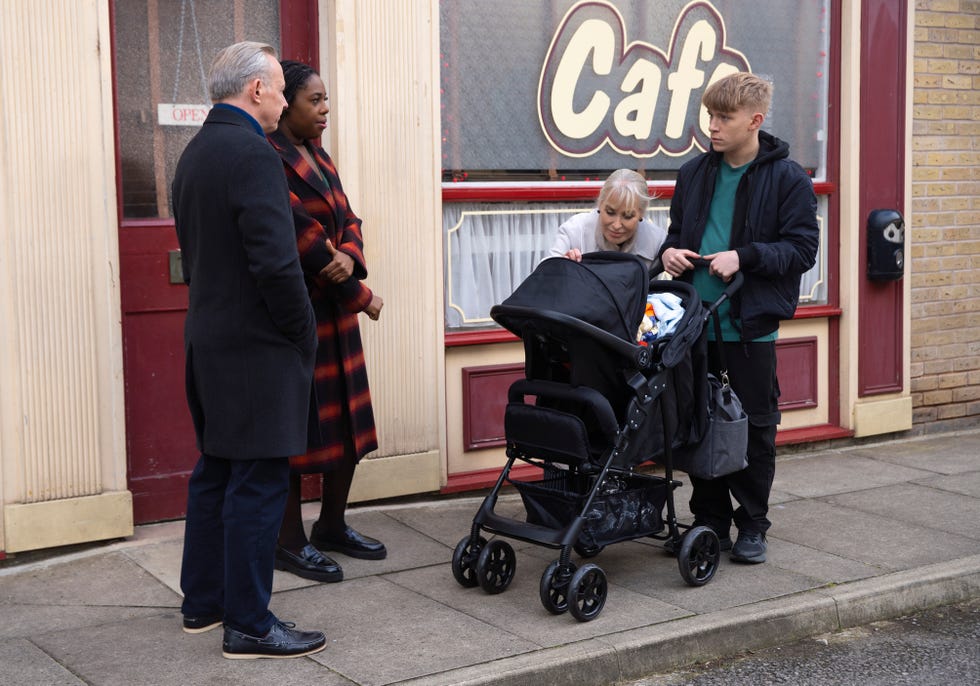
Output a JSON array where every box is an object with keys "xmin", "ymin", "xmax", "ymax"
[
  {"xmin": 596, "ymin": 169, "xmax": 652, "ymax": 215},
  {"xmin": 702, "ymin": 72, "xmax": 772, "ymax": 115}
]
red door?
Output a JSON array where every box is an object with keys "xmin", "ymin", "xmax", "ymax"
[
  {"xmin": 112, "ymin": 0, "xmax": 317, "ymax": 523},
  {"xmin": 857, "ymin": 0, "xmax": 906, "ymax": 396}
]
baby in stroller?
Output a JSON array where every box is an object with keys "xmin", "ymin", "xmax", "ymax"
[{"xmin": 450, "ymin": 252, "xmax": 739, "ymax": 621}]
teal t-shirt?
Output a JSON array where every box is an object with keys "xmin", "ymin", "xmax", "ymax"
[{"xmin": 692, "ymin": 160, "xmax": 777, "ymax": 343}]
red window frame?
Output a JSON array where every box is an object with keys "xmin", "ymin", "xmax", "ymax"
[{"xmin": 442, "ymin": 3, "xmax": 841, "ymax": 348}]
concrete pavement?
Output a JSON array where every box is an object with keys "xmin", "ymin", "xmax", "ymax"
[{"xmin": 2, "ymin": 429, "xmax": 979, "ymax": 685}]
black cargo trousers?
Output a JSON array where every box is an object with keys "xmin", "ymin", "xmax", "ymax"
[{"xmin": 688, "ymin": 340, "xmax": 780, "ymax": 537}]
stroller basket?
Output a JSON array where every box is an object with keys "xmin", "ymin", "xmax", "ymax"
[{"xmin": 509, "ymin": 467, "xmax": 668, "ymax": 549}]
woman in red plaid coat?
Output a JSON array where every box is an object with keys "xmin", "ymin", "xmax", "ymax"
[{"xmin": 268, "ymin": 61, "xmax": 386, "ymax": 583}]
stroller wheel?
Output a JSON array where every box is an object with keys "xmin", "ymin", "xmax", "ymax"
[
  {"xmin": 677, "ymin": 526, "xmax": 720, "ymax": 586},
  {"xmin": 568, "ymin": 563, "xmax": 607, "ymax": 622},
  {"xmin": 476, "ymin": 539, "xmax": 517, "ymax": 594},
  {"xmin": 539, "ymin": 560, "xmax": 576, "ymax": 615},
  {"xmin": 573, "ymin": 542, "xmax": 605, "ymax": 558},
  {"xmin": 451, "ymin": 535, "xmax": 487, "ymax": 588}
]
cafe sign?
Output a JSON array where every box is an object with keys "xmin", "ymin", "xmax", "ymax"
[
  {"xmin": 538, "ymin": 0, "xmax": 750, "ymax": 158},
  {"xmin": 439, "ymin": 0, "xmax": 827, "ymax": 174}
]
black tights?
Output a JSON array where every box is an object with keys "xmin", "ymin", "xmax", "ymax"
[{"xmin": 277, "ymin": 457, "xmax": 356, "ymax": 553}]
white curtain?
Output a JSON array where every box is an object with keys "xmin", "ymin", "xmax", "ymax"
[
  {"xmin": 442, "ymin": 199, "xmax": 824, "ymax": 329},
  {"xmin": 444, "ymin": 201, "xmax": 670, "ymax": 329}
]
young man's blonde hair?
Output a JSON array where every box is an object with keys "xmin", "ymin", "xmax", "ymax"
[{"xmin": 702, "ymin": 72, "xmax": 772, "ymax": 115}]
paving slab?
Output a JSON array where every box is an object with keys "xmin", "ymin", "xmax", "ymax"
[
  {"xmin": 313, "ymin": 510, "xmax": 454, "ymax": 579},
  {"xmin": 0, "ymin": 552, "xmax": 179, "ymax": 608},
  {"xmin": 31, "ymin": 614, "xmax": 339, "ymax": 686},
  {"xmin": 0, "ymin": 603, "xmax": 167, "ymax": 640},
  {"xmin": 121, "ymin": 538, "xmax": 184, "ymax": 595},
  {"xmin": 761, "ymin": 538, "xmax": 879, "ymax": 585},
  {"xmin": 388, "ymin": 558, "xmax": 687, "ymax": 646},
  {"xmin": 384, "ymin": 495, "xmax": 526, "ymax": 549},
  {"xmin": 775, "ymin": 498, "xmax": 980, "ymax": 571},
  {"xmin": 0, "ymin": 638, "xmax": 86, "ymax": 685},
  {"xmin": 916, "ymin": 469, "xmax": 980, "ymax": 498},
  {"xmin": 822, "ymin": 482, "xmax": 980, "ymax": 540},
  {"xmin": 273, "ymin": 575, "xmax": 533, "ymax": 686},
  {"xmin": 263, "ymin": 509, "xmax": 457, "ymax": 595},
  {"xmin": 846, "ymin": 432, "xmax": 980, "ymax": 474},
  {"xmin": 773, "ymin": 453, "xmax": 937, "ymax": 499},
  {"xmin": 611, "ymin": 539, "xmax": 825, "ymax": 615},
  {"xmin": 767, "ymin": 486, "xmax": 799, "ymax": 506}
]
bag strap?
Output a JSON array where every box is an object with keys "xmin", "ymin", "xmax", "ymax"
[{"xmin": 710, "ymin": 308, "xmax": 733, "ymax": 390}]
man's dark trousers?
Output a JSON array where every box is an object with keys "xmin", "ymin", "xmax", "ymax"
[
  {"xmin": 689, "ymin": 340, "xmax": 779, "ymax": 537},
  {"xmin": 180, "ymin": 454, "xmax": 291, "ymax": 636}
]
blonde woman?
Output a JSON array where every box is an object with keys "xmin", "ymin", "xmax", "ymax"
[{"xmin": 548, "ymin": 169, "xmax": 665, "ymax": 270}]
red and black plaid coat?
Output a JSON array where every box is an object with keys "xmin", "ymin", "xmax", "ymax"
[{"xmin": 269, "ymin": 131, "xmax": 378, "ymax": 472}]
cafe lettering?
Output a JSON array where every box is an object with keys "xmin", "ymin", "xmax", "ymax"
[{"xmin": 538, "ymin": 0, "xmax": 750, "ymax": 158}]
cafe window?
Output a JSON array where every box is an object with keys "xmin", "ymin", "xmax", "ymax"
[
  {"xmin": 112, "ymin": 0, "xmax": 280, "ymax": 219},
  {"xmin": 440, "ymin": 0, "xmax": 834, "ymax": 331}
]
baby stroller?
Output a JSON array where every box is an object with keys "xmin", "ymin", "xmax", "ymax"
[{"xmin": 450, "ymin": 252, "xmax": 742, "ymax": 622}]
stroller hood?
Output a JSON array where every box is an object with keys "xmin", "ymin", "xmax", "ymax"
[{"xmin": 494, "ymin": 252, "xmax": 648, "ymax": 342}]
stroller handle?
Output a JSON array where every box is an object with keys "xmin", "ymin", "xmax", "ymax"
[
  {"xmin": 686, "ymin": 258, "xmax": 744, "ymax": 323},
  {"xmin": 650, "ymin": 257, "xmax": 743, "ymax": 313},
  {"xmin": 687, "ymin": 257, "xmax": 744, "ymax": 304},
  {"xmin": 648, "ymin": 256, "xmax": 743, "ymax": 300}
]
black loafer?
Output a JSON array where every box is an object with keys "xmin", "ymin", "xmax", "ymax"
[
  {"xmin": 182, "ymin": 613, "xmax": 223, "ymax": 634},
  {"xmin": 274, "ymin": 544, "xmax": 343, "ymax": 582},
  {"xmin": 222, "ymin": 620, "xmax": 326, "ymax": 660},
  {"xmin": 311, "ymin": 523, "xmax": 387, "ymax": 560}
]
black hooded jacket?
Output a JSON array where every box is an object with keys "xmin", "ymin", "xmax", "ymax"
[{"xmin": 661, "ymin": 130, "xmax": 819, "ymax": 341}]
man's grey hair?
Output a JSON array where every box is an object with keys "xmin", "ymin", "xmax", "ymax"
[{"xmin": 208, "ymin": 41, "xmax": 278, "ymax": 102}]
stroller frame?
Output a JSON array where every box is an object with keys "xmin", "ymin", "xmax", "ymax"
[{"xmin": 451, "ymin": 254, "xmax": 742, "ymax": 622}]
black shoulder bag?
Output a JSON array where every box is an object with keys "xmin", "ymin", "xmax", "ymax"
[{"xmin": 674, "ymin": 308, "xmax": 749, "ymax": 480}]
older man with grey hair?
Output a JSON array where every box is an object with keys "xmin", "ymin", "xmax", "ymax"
[{"xmin": 172, "ymin": 41, "xmax": 324, "ymax": 660}]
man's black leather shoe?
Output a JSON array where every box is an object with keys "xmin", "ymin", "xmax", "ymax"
[
  {"xmin": 222, "ymin": 621, "xmax": 326, "ymax": 659},
  {"xmin": 274, "ymin": 544, "xmax": 343, "ymax": 582},
  {"xmin": 311, "ymin": 523, "xmax": 387, "ymax": 560},
  {"xmin": 182, "ymin": 613, "xmax": 223, "ymax": 634}
]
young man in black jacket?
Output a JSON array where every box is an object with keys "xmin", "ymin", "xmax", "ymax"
[{"xmin": 660, "ymin": 72, "xmax": 819, "ymax": 563}]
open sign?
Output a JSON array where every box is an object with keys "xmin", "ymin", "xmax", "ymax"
[{"xmin": 158, "ymin": 103, "xmax": 211, "ymax": 127}]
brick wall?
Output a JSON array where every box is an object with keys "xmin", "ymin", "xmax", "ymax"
[{"xmin": 909, "ymin": 0, "xmax": 980, "ymax": 432}]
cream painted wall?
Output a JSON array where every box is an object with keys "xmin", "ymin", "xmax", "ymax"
[
  {"xmin": 444, "ymin": 323, "xmax": 831, "ymax": 480},
  {"xmin": 445, "ymin": 342, "xmax": 524, "ymax": 478},
  {"xmin": 775, "ymin": 320, "xmax": 830, "ymax": 431},
  {"xmin": 0, "ymin": 0, "xmax": 131, "ymax": 552},
  {"xmin": 321, "ymin": 1, "xmax": 446, "ymax": 498},
  {"xmin": 836, "ymin": 0, "xmax": 862, "ymax": 433}
]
